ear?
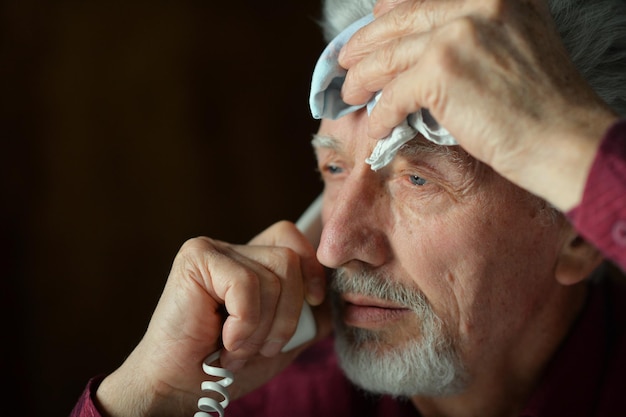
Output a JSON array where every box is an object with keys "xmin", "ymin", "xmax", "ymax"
[{"xmin": 555, "ymin": 227, "xmax": 603, "ymax": 285}]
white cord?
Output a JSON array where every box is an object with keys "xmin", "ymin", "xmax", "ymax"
[{"xmin": 194, "ymin": 350, "xmax": 234, "ymax": 417}]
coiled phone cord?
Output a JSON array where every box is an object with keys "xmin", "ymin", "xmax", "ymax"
[{"xmin": 194, "ymin": 350, "xmax": 233, "ymax": 417}]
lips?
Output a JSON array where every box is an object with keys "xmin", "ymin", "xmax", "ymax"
[{"xmin": 341, "ymin": 293, "xmax": 412, "ymax": 329}]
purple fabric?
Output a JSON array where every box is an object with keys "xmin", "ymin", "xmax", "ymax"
[{"xmin": 567, "ymin": 119, "xmax": 626, "ymax": 271}]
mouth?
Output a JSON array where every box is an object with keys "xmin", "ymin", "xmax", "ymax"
[{"xmin": 341, "ymin": 293, "xmax": 412, "ymax": 329}]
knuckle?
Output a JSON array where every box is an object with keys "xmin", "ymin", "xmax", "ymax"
[
  {"xmin": 263, "ymin": 272, "xmax": 282, "ymax": 298},
  {"xmin": 272, "ymin": 220, "xmax": 295, "ymax": 233},
  {"xmin": 236, "ymin": 268, "xmax": 263, "ymax": 291},
  {"xmin": 264, "ymin": 246, "xmax": 302, "ymax": 283},
  {"xmin": 428, "ymin": 18, "xmax": 479, "ymax": 74},
  {"xmin": 179, "ymin": 236, "xmax": 211, "ymax": 254},
  {"xmin": 375, "ymin": 39, "xmax": 401, "ymax": 79},
  {"xmin": 394, "ymin": 1, "xmax": 422, "ymax": 30},
  {"xmin": 239, "ymin": 338, "xmax": 265, "ymax": 353},
  {"xmin": 375, "ymin": 88, "xmax": 407, "ymax": 130},
  {"xmin": 482, "ymin": 0, "xmax": 507, "ymax": 19},
  {"xmin": 177, "ymin": 236, "xmax": 229, "ymax": 273},
  {"xmin": 176, "ymin": 237, "xmax": 213, "ymax": 270},
  {"xmin": 445, "ymin": 17, "xmax": 480, "ymax": 49},
  {"xmin": 344, "ymin": 65, "xmax": 370, "ymax": 100},
  {"xmin": 343, "ymin": 65, "xmax": 359, "ymax": 87}
]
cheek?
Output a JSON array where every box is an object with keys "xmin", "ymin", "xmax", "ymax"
[
  {"xmin": 389, "ymin": 194, "xmax": 564, "ymax": 345},
  {"xmin": 388, "ymin": 205, "xmax": 473, "ymax": 333}
]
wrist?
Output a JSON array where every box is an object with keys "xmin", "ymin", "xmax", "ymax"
[
  {"xmin": 497, "ymin": 110, "xmax": 618, "ymax": 212},
  {"xmin": 94, "ymin": 343, "xmax": 172, "ymax": 417},
  {"xmin": 95, "ymin": 368, "xmax": 151, "ymax": 417}
]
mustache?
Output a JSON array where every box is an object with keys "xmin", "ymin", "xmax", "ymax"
[{"xmin": 330, "ymin": 267, "xmax": 433, "ymax": 314}]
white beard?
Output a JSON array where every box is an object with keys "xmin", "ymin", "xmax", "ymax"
[{"xmin": 330, "ymin": 268, "xmax": 468, "ymax": 397}]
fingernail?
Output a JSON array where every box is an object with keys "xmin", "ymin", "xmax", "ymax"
[
  {"xmin": 306, "ymin": 277, "xmax": 325, "ymax": 306},
  {"xmin": 230, "ymin": 339, "xmax": 244, "ymax": 352},
  {"xmin": 260, "ymin": 340, "xmax": 284, "ymax": 357},
  {"xmin": 226, "ymin": 359, "xmax": 247, "ymax": 372},
  {"xmin": 338, "ymin": 46, "xmax": 346, "ymax": 64}
]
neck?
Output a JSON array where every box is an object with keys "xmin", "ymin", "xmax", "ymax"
[{"xmin": 410, "ymin": 283, "xmax": 588, "ymax": 417}]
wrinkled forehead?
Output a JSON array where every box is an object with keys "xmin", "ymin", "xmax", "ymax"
[
  {"xmin": 397, "ymin": 135, "xmax": 468, "ymax": 163},
  {"xmin": 312, "ymin": 131, "xmax": 479, "ymax": 174}
]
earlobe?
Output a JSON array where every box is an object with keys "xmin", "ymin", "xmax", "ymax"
[{"xmin": 555, "ymin": 233, "xmax": 604, "ymax": 285}]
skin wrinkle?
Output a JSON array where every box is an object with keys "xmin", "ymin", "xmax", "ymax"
[
  {"xmin": 397, "ymin": 140, "xmax": 487, "ymax": 200},
  {"xmin": 315, "ymin": 134, "xmax": 396, "ymax": 267},
  {"xmin": 315, "ymin": 126, "xmax": 470, "ymax": 355},
  {"xmin": 329, "ymin": 267, "xmax": 468, "ymax": 396},
  {"xmin": 313, "ymin": 132, "xmax": 488, "ymax": 200},
  {"xmin": 312, "ymin": 126, "xmax": 553, "ymax": 303},
  {"xmin": 311, "ymin": 105, "xmax": 588, "ymax": 416}
]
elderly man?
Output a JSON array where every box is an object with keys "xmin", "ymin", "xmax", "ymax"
[{"xmin": 72, "ymin": 0, "xmax": 626, "ymax": 416}]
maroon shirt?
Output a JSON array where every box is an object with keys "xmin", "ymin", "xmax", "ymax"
[
  {"xmin": 70, "ymin": 121, "xmax": 626, "ymax": 416},
  {"xmin": 568, "ymin": 119, "xmax": 626, "ymax": 272}
]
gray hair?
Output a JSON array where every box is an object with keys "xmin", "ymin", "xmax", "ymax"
[{"xmin": 320, "ymin": 0, "xmax": 626, "ymax": 116}]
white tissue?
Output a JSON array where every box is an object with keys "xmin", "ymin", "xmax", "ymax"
[{"xmin": 309, "ymin": 13, "xmax": 457, "ymax": 170}]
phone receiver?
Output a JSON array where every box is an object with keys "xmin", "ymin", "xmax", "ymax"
[
  {"xmin": 195, "ymin": 194, "xmax": 323, "ymax": 417},
  {"xmin": 280, "ymin": 193, "xmax": 322, "ymax": 352}
]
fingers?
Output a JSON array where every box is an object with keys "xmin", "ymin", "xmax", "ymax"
[
  {"xmin": 337, "ymin": 0, "xmax": 472, "ymax": 139},
  {"xmin": 341, "ymin": 32, "xmax": 429, "ymax": 130},
  {"xmin": 338, "ymin": 2, "xmax": 418, "ymax": 69},
  {"xmin": 367, "ymin": 72, "xmax": 426, "ymax": 140},
  {"xmin": 249, "ymin": 220, "xmax": 326, "ymax": 306},
  {"xmin": 337, "ymin": 0, "xmax": 514, "ymax": 139},
  {"xmin": 221, "ymin": 244, "xmax": 306, "ymax": 358},
  {"xmin": 338, "ymin": 0, "xmax": 470, "ymax": 69},
  {"xmin": 176, "ymin": 221, "xmax": 325, "ymax": 370}
]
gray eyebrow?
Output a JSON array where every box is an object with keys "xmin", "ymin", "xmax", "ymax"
[
  {"xmin": 311, "ymin": 134, "xmax": 341, "ymax": 150},
  {"xmin": 399, "ymin": 137, "xmax": 480, "ymax": 180},
  {"xmin": 312, "ymin": 133, "xmax": 454, "ymax": 160},
  {"xmin": 396, "ymin": 136, "xmax": 457, "ymax": 159},
  {"xmin": 310, "ymin": 133, "xmax": 473, "ymax": 177}
]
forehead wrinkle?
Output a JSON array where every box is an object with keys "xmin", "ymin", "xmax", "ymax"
[
  {"xmin": 397, "ymin": 137, "xmax": 476, "ymax": 173},
  {"xmin": 397, "ymin": 136, "xmax": 455, "ymax": 159}
]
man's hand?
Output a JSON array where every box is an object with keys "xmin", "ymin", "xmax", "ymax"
[
  {"xmin": 339, "ymin": 0, "xmax": 618, "ymax": 211},
  {"xmin": 94, "ymin": 221, "xmax": 331, "ymax": 417}
]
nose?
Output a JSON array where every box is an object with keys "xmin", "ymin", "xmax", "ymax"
[{"xmin": 317, "ymin": 172, "xmax": 392, "ymax": 269}]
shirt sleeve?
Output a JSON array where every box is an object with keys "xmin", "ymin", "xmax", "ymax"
[
  {"xmin": 567, "ymin": 119, "xmax": 626, "ymax": 271},
  {"xmin": 69, "ymin": 376, "xmax": 106, "ymax": 417}
]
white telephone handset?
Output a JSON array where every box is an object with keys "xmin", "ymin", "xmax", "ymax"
[
  {"xmin": 195, "ymin": 194, "xmax": 323, "ymax": 417},
  {"xmin": 279, "ymin": 193, "xmax": 322, "ymax": 352}
]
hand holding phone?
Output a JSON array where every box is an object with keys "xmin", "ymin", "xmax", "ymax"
[{"xmin": 195, "ymin": 195, "xmax": 323, "ymax": 417}]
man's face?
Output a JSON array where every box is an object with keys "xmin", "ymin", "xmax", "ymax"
[{"xmin": 313, "ymin": 111, "xmax": 569, "ymax": 396}]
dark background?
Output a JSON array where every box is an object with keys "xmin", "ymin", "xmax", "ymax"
[{"xmin": 1, "ymin": 0, "xmax": 324, "ymax": 415}]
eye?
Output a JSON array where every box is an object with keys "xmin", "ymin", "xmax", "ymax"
[
  {"xmin": 323, "ymin": 164, "xmax": 344, "ymax": 175},
  {"xmin": 409, "ymin": 175, "xmax": 427, "ymax": 186}
]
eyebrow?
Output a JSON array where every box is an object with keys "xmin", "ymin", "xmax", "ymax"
[
  {"xmin": 311, "ymin": 132, "xmax": 485, "ymax": 200},
  {"xmin": 311, "ymin": 134, "xmax": 341, "ymax": 151},
  {"xmin": 398, "ymin": 135, "xmax": 457, "ymax": 159},
  {"xmin": 311, "ymin": 133, "xmax": 456, "ymax": 161}
]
